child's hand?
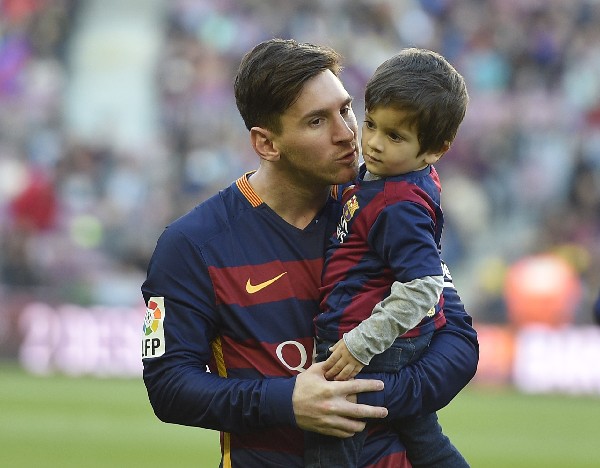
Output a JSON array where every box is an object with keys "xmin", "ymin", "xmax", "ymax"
[{"xmin": 322, "ymin": 339, "xmax": 364, "ymax": 381}]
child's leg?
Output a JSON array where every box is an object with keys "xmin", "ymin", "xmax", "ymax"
[
  {"xmin": 391, "ymin": 412, "xmax": 469, "ymax": 468},
  {"xmin": 304, "ymin": 428, "xmax": 367, "ymax": 468}
]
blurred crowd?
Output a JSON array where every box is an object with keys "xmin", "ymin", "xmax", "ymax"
[{"xmin": 1, "ymin": 0, "xmax": 599, "ymax": 324}]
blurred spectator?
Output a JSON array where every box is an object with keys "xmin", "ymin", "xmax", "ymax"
[{"xmin": 594, "ymin": 289, "xmax": 600, "ymax": 325}]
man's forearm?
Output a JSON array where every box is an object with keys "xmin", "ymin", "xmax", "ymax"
[{"xmin": 143, "ymin": 360, "xmax": 296, "ymax": 432}]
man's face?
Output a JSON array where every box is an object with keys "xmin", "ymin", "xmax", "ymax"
[{"xmin": 271, "ymin": 70, "xmax": 359, "ymax": 186}]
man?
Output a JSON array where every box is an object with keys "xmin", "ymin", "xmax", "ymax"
[{"xmin": 141, "ymin": 38, "xmax": 478, "ymax": 467}]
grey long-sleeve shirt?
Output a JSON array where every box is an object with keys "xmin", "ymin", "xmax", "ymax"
[{"xmin": 343, "ymin": 275, "xmax": 444, "ymax": 365}]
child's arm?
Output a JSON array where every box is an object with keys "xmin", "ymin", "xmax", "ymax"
[{"xmin": 343, "ymin": 275, "xmax": 443, "ymax": 368}]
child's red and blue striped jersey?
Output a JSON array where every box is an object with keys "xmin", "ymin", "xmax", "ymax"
[
  {"xmin": 317, "ymin": 164, "xmax": 447, "ymax": 344},
  {"xmin": 141, "ymin": 173, "xmax": 411, "ymax": 467}
]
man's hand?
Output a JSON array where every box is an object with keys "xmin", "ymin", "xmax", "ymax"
[
  {"xmin": 292, "ymin": 361, "xmax": 387, "ymax": 438},
  {"xmin": 322, "ymin": 339, "xmax": 364, "ymax": 381}
]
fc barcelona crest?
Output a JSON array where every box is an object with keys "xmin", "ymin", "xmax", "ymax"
[{"xmin": 343, "ymin": 195, "xmax": 359, "ymax": 221}]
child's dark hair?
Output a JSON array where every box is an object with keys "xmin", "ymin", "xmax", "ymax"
[{"xmin": 365, "ymin": 48, "xmax": 469, "ymax": 154}]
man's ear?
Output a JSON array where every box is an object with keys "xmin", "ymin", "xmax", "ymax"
[{"xmin": 250, "ymin": 127, "xmax": 280, "ymax": 161}]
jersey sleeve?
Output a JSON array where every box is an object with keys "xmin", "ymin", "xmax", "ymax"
[
  {"xmin": 357, "ymin": 263, "xmax": 479, "ymax": 417},
  {"xmin": 369, "ymin": 200, "xmax": 443, "ymax": 281},
  {"xmin": 141, "ymin": 227, "xmax": 296, "ymax": 432}
]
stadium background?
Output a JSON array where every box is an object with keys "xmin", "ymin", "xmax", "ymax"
[{"xmin": 1, "ymin": 0, "xmax": 600, "ymax": 466}]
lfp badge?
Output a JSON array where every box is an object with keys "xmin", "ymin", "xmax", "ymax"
[{"xmin": 142, "ymin": 297, "xmax": 166, "ymax": 358}]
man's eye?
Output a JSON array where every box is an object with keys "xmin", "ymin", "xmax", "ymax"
[{"xmin": 311, "ymin": 118, "xmax": 324, "ymax": 126}]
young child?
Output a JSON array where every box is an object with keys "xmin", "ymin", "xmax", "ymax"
[{"xmin": 305, "ymin": 48, "xmax": 470, "ymax": 467}]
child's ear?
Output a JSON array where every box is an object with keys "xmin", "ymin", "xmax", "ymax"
[
  {"xmin": 427, "ymin": 141, "xmax": 450, "ymax": 164},
  {"xmin": 440, "ymin": 140, "xmax": 451, "ymax": 153},
  {"xmin": 425, "ymin": 140, "xmax": 451, "ymax": 164},
  {"xmin": 250, "ymin": 127, "xmax": 280, "ymax": 161}
]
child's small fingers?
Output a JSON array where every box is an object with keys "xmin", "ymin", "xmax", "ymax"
[
  {"xmin": 325, "ymin": 361, "xmax": 343, "ymax": 379},
  {"xmin": 335, "ymin": 365, "xmax": 352, "ymax": 381}
]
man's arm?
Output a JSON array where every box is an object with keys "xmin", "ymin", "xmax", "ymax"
[
  {"xmin": 357, "ymin": 265, "xmax": 479, "ymax": 418},
  {"xmin": 144, "ymin": 342, "xmax": 388, "ymax": 436}
]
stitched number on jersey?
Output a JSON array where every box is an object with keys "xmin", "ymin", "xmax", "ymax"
[{"xmin": 142, "ymin": 297, "xmax": 166, "ymax": 358}]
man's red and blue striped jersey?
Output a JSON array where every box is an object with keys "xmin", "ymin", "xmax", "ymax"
[
  {"xmin": 141, "ymin": 174, "xmax": 411, "ymax": 467},
  {"xmin": 317, "ymin": 164, "xmax": 446, "ymax": 344}
]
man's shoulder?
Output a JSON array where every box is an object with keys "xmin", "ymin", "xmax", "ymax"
[{"xmin": 165, "ymin": 183, "xmax": 247, "ymax": 245}]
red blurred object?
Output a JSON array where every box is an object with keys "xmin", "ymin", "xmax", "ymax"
[
  {"xmin": 1, "ymin": 0, "xmax": 47, "ymax": 23},
  {"xmin": 9, "ymin": 171, "xmax": 57, "ymax": 231},
  {"xmin": 504, "ymin": 254, "xmax": 582, "ymax": 328}
]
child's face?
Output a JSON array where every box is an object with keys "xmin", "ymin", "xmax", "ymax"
[{"xmin": 361, "ymin": 106, "xmax": 445, "ymax": 178}]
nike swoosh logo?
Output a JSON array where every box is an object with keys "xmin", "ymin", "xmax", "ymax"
[{"xmin": 245, "ymin": 272, "xmax": 287, "ymax": 294}]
